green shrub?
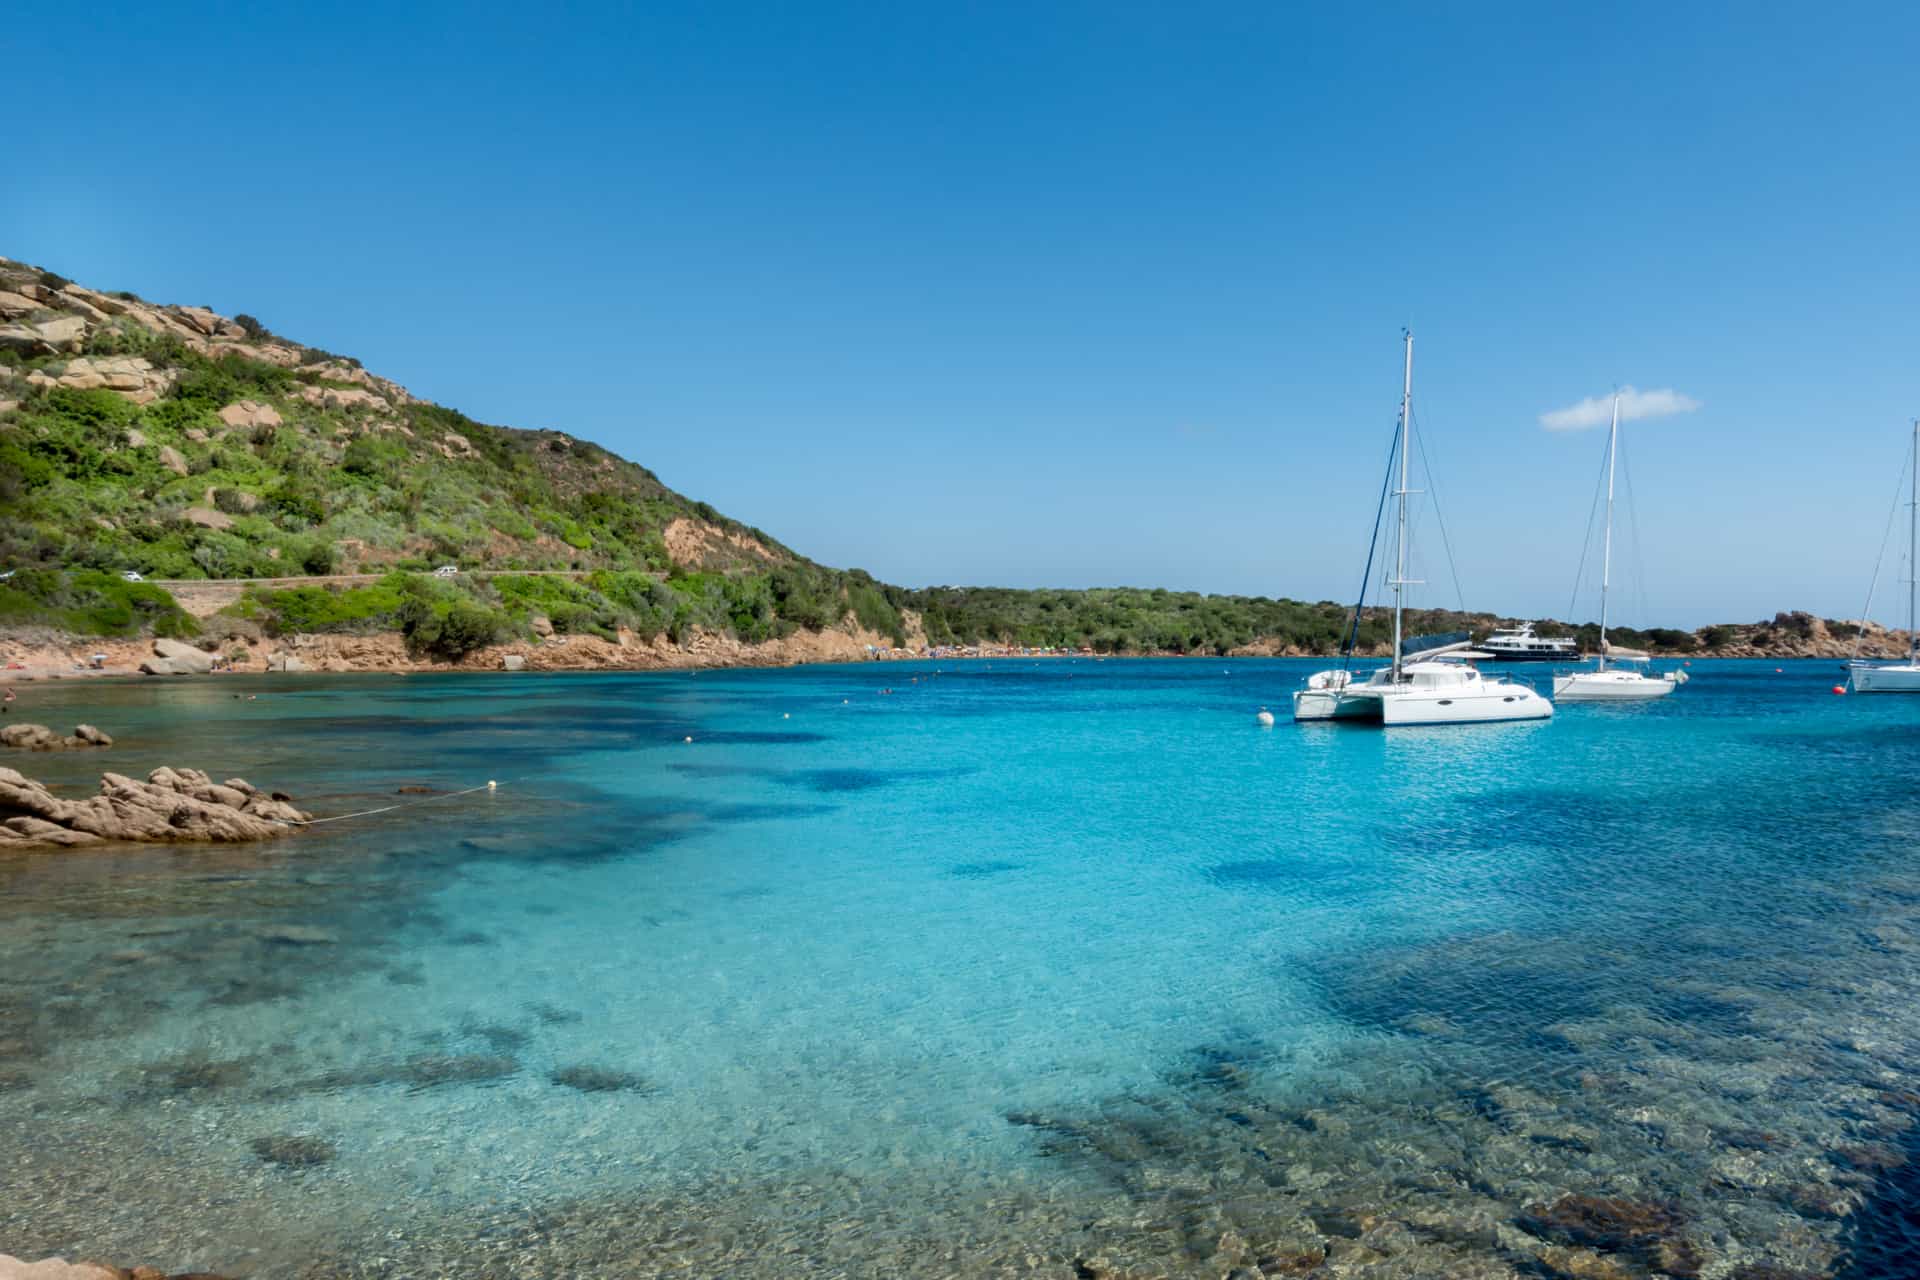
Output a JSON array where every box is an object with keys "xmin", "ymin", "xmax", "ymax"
[
  {"xmin": 299, "ymin": 540, "xmax": 336, "ymax": 575},
  {"xmin": 0, "ymin": 568, "xmax": 197, "ymax": 637},
  {"xmin": 398, "ymin": 596, "xmax": 503, "ymax": 659},
  {"xmin": 241, "ymin": 574, "xmax": 415, "ymax": 634}
]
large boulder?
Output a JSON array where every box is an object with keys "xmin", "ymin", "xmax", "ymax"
[
  {"xmin": 501, "ymin": 654, "xmax": 526, "ymax": 671},
  {"xmin": 50, "ymin": 355, "xmax": 176, "ymax": 405},
  {"xmin": 0, "ymin": 316, "xmax": 87, "ymax": 356},
  {"xmin": 0, "ymin": 765, "xmax": 310, "ymax": 849},
  {"xmin": 152, "ymin": 638, "xmax": 213, "ymax": 673},
  {"xmin": 0, "ymin": 724, "xmax": 111, "ymax": 751},
  {"xmin": 175, "ymin": 305, "xmax": 221, "ymax": 336},
  {"xmin": 266, "ymin": 652, "xmax": 311, "ymax": 673},
  {"xmin": 157, "ymin": 445, "xmax": 188, "ymax": 476},
  {"xmin": 0, "ymin": 724, "xmax": 62, "ymax": 750},
  {"xmin": 217, "ymin": 399, "xmax": 282, "ymax": 430}
]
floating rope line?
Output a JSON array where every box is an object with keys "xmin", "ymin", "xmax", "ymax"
[{"xmin": 288, "ymin": 780, "xmax": 499, "ymax": 827}]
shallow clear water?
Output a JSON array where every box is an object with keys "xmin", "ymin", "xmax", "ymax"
[{"xmin": 2, "ymin": 659, "xmax": 1918, "ymax": 1278}]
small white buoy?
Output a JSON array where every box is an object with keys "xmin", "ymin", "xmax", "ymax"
[
  {"xmin": 1255, "ymin": 708, "xmax": 1275, "ymax": 727},
  {"xmin": 487, "ymin": 780, "xmax": 497, "ymax": 791},
  {"xmin": 783, "ymin": 712, "xmax": 790, "ymax": 719},
  {"xmin": 683, "ymin": 735, "xmax": 693, "ymax": 743}
]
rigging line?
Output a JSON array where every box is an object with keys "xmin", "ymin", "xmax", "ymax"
[
  {"xmin": 1568, "ymin": 429, "xmax": 1611, "ymax": 623},
  {"xmin": 1408, "ymin": 403, "xmax": 1468, "ymax": 613},
  {"xmin": 1342, "ymin": 418, "xmax": 1401, "ymax": 668},
  {"xmin": 1619, "ymin": 427, "xmax": 1651, "ymax": 628},
  {"xmin": 1853, "ymin": 431, "xmax": 1915, "ymax": 659}
]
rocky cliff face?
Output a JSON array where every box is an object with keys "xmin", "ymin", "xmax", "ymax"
[
  {"xmin": 0, "ymin": 270, "xmax": 415, "ymax": 410},
  {"xmin": 0, "ymin": 254, "xmax": 796, "ymax": 581}
]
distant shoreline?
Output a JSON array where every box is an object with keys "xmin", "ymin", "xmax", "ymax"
[{"xmin": 0, "ymin": 639, "xmax": 1879, "ymax": 686}]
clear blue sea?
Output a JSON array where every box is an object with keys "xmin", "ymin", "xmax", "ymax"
[{"xmin": 3, "ymin": 659, "xmax": 1919, "ymax": 1277}]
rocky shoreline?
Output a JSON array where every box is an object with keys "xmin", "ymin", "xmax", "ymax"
[
  {"xmin": 0, "ymin": 765, "xmax": 309, "ymax": 850},
  {"xmin": 0, "ymin": 620, "xmax": 1904, "ymax": 685}
]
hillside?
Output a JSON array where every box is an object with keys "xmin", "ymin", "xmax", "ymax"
[
  {"xmin": 0, "ymin": 254, "xmax": 1908, "ymax": 670},
  {"xmin": 0, "ymin": 255, "xmax": 912, "ymax": 661}
]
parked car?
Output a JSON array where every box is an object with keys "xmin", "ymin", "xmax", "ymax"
[
  {"xmin": 432, "ymin": 565, "xmax": 460, "ymax": 578},
  {"xmin": 0, "ymin": 569, "xmax": 14, "ymax": 581},
  {"xmin": 122, "ymin": 571, "xmax": 144, "ymax": 582}
]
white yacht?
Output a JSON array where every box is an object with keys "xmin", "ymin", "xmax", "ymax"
[
  {"xmin": 1848, "ymin": 420, "xmax": 1920, "ymax": 693},
  {"xmin": 1294, "ymin": 333, "xmax": 1553, "ymax": 727},
  {"xmin": 1554, "ymin": 394, "xmax": 1681, "ymax": 703},
  {"xmin": 1479, "ymin": 622, "xmax": 1577, "ymax": 662}
]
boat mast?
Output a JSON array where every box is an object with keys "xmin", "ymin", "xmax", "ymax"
[
  {"xmin": 1391, "ymin": 331, "xmax": 1413, "ymax": 681},
  {"xmin": 1598, "ymin": 393, "xmax": 1618, "ymax": 673},
  {"xmin": 1910, "ymin": 418, "xmax": 1917, "ymax": 661}
]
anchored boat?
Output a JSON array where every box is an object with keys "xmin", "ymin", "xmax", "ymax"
[
  {"xmin": 1479, "ymin": 622, "xmax": 1577, "ymax": 662},
  {"xmin": 1293, "ymin": 333, "xmax": 1552, "ymax": 727},
  {"xmin": 1553, "ymin": 393, "xmax": 1682, "ymax": 703},
  {"xmin": 1848, "ymin": 419, "xmax": 1920, "ymax": 693}
]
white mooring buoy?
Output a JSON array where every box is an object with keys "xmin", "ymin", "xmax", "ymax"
[{"xmin": 1255, "ymin": 708, "xmax": 1275, "ymax": 727}]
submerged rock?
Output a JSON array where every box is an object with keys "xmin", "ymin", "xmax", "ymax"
[
  {"xmin": 400, "ymin": 1053, "xmax": 519, "ymax": 1090},
  {"xmin": 253, "ymin": 925, "xmax": 338, "ymax": 947},
  {"xmin": 0, "ymin": 765, "xmax": 310, "ymax": 850},
  {"xmin": 1518, "ymin": 1194, "xmax": 1686, "ymax": 1251},
  {"xmin": 550, "ymin": 1064, "xmax": 654, "ymax": 1093},
  {"xmin": 250, "ymin": 1134, "xmax": 336, "ymax": 1167}
]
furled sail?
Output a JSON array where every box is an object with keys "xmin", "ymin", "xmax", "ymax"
[{"xmin": 1401, "ymin": 630, "xmax": 1471, "ymax": 658}]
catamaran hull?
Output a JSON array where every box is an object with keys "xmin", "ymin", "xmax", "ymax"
[
  {"xmin": 1291, "ymin": 689, "xmax": 1377, "ymax": 721},
  {"xmin": 1375, "ymin": 687, "xmax": 1554, "ymax": 725},
  {"xmin": 1850, "ymin": 663, "xmax": 1920, "ymax": 693},
  {"xmin": 1553, "ymin": 673, "xmax": 1677, "ymax": 701},
  {"xmin": 1478, "ymin": 650, "xmax": 1576, "ymax": 663}
]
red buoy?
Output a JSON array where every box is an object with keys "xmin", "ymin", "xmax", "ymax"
[{"xmin": 1833, "ymin": 685, "xmax": 1847, "ymax": 695}]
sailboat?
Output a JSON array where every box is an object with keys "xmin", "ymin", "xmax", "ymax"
[
  {"xmin": 1294, "ymin": 333, "xmax": 1553, "ymax": 726},
  {"xmin": 1848, "ymin": 420, "xmax": 1920, "ymax": 693},
  {"xmin": 1553, "ymin": 394, "xmax": 1681, "ymax": 702}
]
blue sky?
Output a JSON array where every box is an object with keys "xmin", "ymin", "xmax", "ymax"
[{"xmin": 7, "ymin": 2, "xmax": 1920, "ymax": 626}]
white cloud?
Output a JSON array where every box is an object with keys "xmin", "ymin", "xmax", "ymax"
[{"xmin": 1539, "ymin": 386, "xmax": 1702, "ymax": 431}]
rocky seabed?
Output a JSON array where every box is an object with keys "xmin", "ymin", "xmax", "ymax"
[{"xmin": 0, "ymin": 870, "xmax": 1915, "ymax": 1279}]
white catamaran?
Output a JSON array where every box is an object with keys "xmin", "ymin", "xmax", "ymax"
[
  {"xmin": 1294, "ymin": 333, "xmax": 1553, "ymax": 726},
  {"xmin": 1553, "ymin": 394, "xmax": 1682, "ymax": 702},
  {"xmin": 1848, "ymin": 419, "xmax": 1920, "ymax": 693}
]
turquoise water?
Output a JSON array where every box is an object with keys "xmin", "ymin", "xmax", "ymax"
[{"xmin": 2, "ymin": 659, "xmax": 1918, "ymax": 1277}]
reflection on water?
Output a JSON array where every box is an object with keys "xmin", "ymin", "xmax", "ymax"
[{"xmin": 0, "ymin": 660, "xmax": 1916, "ymax": 1277}]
